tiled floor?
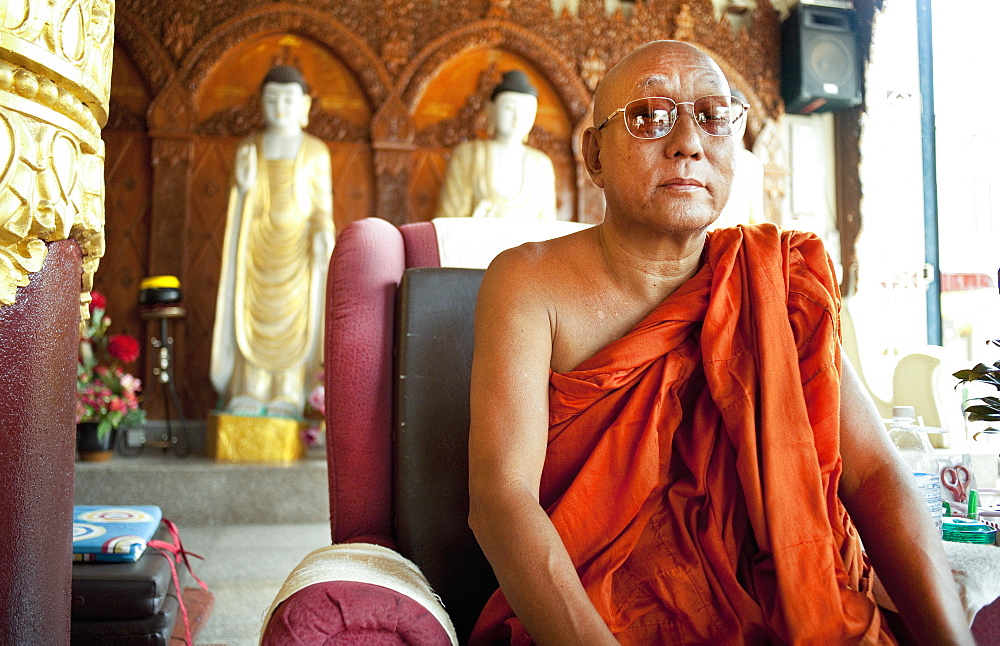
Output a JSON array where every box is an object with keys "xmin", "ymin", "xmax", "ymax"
[{"xmin": 179, "ymin": 522, "xmax": 330, "ymax": 646}]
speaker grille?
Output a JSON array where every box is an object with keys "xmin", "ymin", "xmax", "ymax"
[{"xmin": 806, "ymin": 35, "xmax": 854, "ymax": 91}]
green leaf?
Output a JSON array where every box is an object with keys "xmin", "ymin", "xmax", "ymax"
[
  {"xmin": 954, "ymin": 364, "xmax": 1000, "ymax": 389},
  {"xmin": 96, "ymin": 417, "xmax": 112, "ymax": 441},
  {"xmin": 965, "ymin": 407, "xmax": 1000, "ymax": 422}
]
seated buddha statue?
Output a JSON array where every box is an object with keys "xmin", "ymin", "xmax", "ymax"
[
  {"xmin": 210, "ymin": 65, "xmax": 334, "ymax": 419},
  {"xmin": 435, "ymin": 70, "xmax": 558, "ymax": 220}
]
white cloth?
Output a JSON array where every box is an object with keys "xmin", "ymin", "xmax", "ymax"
[
  {"xmin": 872, "ymin": 540, "xmax": 1000, "ymax": 625},
  {"xmin": 432, "ymin": 217, "xmax": 590, "ymax": 269},
  {"xmin": 259, "ymin": 543, "xmax": 458, "ymax": 645}
]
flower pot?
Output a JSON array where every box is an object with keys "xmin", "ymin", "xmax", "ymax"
[{"xmin": 76, "ymin": 422, "xmax": 113, "ymax": 462}]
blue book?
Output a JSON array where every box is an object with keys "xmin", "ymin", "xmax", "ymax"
[{"xmin": 72, "ymin": 505, "xmax": 163, "ymax": 563}]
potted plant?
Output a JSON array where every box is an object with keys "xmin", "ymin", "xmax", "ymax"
[
  {"xmin": 953, "ymin": 339, "xmax": 1000, "ymax": 441},
  {"xmin": 76, "ymin": 291, "xmax": 147, "ymax": 461}
]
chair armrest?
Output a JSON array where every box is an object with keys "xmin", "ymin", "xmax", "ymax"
[
  {"xmin": 260, "ymin": 543, "xmax": 457, "ymax": 645},
  {"xmin": 325, "ymin": 218, "xmax": 405, "ymax": 545}
]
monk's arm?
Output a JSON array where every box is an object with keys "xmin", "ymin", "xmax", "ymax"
[
  {"xmin": 837, "ymin": 350, "xmax": 974, "ymax": 645},
  {"xmin": 468, "ymin": 250, "xmax": 618, "ymax": 645}
]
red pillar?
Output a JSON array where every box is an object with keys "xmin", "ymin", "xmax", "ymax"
[{"xmin": 0, "ymin": 240, "xmax": 81, "ymax": 645}]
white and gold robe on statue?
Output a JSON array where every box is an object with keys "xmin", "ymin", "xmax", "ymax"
[{"xmin": 436, "ymin": 139, "xmax": 557, "ymax": 220}]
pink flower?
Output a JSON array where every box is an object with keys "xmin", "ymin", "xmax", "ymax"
[
  {"xmin": 307, "ymin": 385, "xmax": 325, "ymax": 413},
  {"xmin": 301, "ymin": 425, "xmax": 321, "ymax": 448},
  {"xmin": 120, "ymin": 373, "xmax": 142, "ymax": 395},
  {"xmin": 108, "ymin": 334, "xmax": 141, "ymax": 363}
]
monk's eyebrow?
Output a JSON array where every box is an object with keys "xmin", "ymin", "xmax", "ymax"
[
  {"xmin": 639, "ymin": 74, "xmax": 670, "ymax": 94},
  {"xmin": 636, "ymin": 71, "xmax": 727, "ymax": 97}
]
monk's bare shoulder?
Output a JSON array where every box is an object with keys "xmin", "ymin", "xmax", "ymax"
[
  {"xmin": 481, "ymin": 228, "xmax": 597, "ymax": 317},
  {"xmin": 474, "ymin": 228, "xmax": 610, "ymax": 374},
  {"xmin": 488, "ymin": 227, "xmax": 596, "ymax": 287}
]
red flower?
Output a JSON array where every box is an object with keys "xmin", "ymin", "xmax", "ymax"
[
  {"xmin": 108, "ymin": 334, "xmax": 141, "ymax": 363},
  {"xmin": 89, "ymin": 291, "xmax": 106, "ymax": 313}
]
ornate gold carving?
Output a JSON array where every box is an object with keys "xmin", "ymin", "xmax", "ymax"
[
  {"xmin": 0, "ymin": 0, "xmax": 114, "ymax": 126},
  {"xmin": 371, "ymin": 95, "xmax": 415, "ymax": 146},
  {"xmin": 0, "ymin": 0, "xmax": 113, "ymax": 315},
  {"xmin": 0, "ymin": 78, "xmax": 105, "ymax": 311},
  {"xmin": 163, "ymin": 14, "xmax": 196, "ymax": 63},
  {"xmin": 372, "ymin": 95, "xmax": 416, "ymax": 225},
  {"xmin": 579, "ymin": 48, "xmax": 605, "ymax": 94},
  {"xmin": 673, "ymin": 3, "xmax": 697, "ymax": 41},
  {"xmin": 0, "ymin": 60, "xmax": 99, "ymax": 136}
]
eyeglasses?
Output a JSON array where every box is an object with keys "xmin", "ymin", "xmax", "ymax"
[{"xmin": 597, "ymin": 95, "xmax": 749, "ymax": 139}]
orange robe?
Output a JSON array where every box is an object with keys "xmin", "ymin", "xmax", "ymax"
[{"xmin": 472, "ymin": 224, "xmax": 894, "ymax": 645}]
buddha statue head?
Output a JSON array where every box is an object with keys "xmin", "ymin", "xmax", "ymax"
[
  {"xmin": 260, "ymin": 65, "xmax": 312, "ymax": 132},
  {"xmin": 488, "ymin": 69, "xmax": 538, "ymax": 144}
]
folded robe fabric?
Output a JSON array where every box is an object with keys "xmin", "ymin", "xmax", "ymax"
[{"xmin": 471, "ymin": 224, "xmax": 894, "ymax": 645}]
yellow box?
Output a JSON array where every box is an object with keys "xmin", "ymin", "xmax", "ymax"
[{"xmin": 206, "ymin": 412, "xmax": 305, "ymax": 462}]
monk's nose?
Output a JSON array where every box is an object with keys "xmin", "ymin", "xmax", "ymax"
[{"xmin": 664, "ymin": 113, "xmax": 704, "ymax": 159}]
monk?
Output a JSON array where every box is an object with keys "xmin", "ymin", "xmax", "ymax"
[{"xmin": 467, "ymin": 41, "xmax": 973, "ymax": 645}]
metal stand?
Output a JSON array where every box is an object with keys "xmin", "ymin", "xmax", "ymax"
[{"xmin": 127, "ymin": 305, "xmax": 190, "ymax": 457}]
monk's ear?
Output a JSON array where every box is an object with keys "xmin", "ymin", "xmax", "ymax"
[{"xmin": 582, "ymin": 127, "xmax": 605, "ymax": 188}]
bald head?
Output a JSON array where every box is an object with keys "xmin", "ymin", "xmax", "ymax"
[{"xmin": 593, "ymin": 41, "xmax": 730, "ymax": 127}]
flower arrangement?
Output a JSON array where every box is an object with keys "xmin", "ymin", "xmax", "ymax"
[
  {"xmin": 953, "ymin": 338, "xmax": 1000, "ymax": 440},
  {"xmin": 77, "ymin": 291, "xmax": 147, "ymax": 441}
]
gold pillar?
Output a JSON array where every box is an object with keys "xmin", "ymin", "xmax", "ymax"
[
  {"xmin": 0, "ymin": 2, "xmax": 114, "ymax": 644},
  {"xmin": 0, "ymin": 0, "xmax": 114, "ymax": 316}
]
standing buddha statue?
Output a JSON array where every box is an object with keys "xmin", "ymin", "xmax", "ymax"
[{"xmin": 210, "ymin": 65, "xmax": 334, "ymax": 419}]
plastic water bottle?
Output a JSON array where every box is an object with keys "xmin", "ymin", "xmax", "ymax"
[{"xmin": 888, "ymin": 405, "xmax": 942, "ymax": 535}]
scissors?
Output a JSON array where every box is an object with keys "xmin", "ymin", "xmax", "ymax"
[{"xmin": 941, "ymin": 465, "xmax": 972, "ymax": 503}]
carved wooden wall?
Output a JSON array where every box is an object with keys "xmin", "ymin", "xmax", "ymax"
[{"xmin": 100, "ymin": 0, "xmax": 785, "ymax": 421}]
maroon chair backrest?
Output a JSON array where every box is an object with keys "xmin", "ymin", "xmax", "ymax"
[{"xmin": 324, "ymin": 218, "xmax": 406, "ymax": 547}]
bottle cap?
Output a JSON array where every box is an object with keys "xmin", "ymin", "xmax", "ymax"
[{"xmin": 892, "ymin": 405, "xmax": 916, "ymax": 418}]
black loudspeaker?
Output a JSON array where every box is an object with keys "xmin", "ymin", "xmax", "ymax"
[{"xmin": 781, "ymin": 3, "xmax": 862, "ymax": 114}]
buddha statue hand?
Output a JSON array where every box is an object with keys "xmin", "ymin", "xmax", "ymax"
[{"xmin": 234, "ymin": 144, "xmax": 257, "ymax": 192}]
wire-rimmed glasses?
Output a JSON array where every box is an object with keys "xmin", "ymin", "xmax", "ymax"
[{"xmin": 597, "ymin": 95, "xmax": 749, "ymax": 139}]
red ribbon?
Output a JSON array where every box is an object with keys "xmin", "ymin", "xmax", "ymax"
[{"xmin": 148, "ymin": 518, "xmax": 208, "ymax": 645}]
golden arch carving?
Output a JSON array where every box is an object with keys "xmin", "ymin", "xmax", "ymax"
[
  {"xmin": 176, "ymin": 4, "xmax": 391, "ymax": 113},
  {"xmin": 399, "ymin": 22, "xmax": 591, "ymax": 126}
]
